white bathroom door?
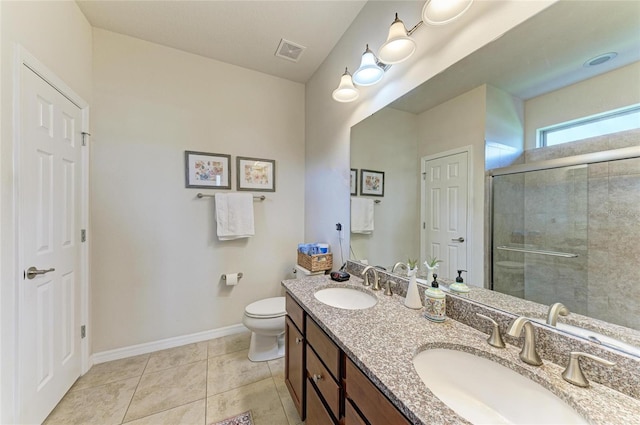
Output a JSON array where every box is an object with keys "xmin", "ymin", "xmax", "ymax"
[
  {"xmin": 18, "ymin": 65, "xmax": 84, "ymax": 424},
  {"xmin": 422, "ymin": 151, "xmax": 468, "ymax": 279}
]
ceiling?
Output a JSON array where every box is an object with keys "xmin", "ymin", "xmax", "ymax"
[
  {"xmin": 76, "ymin": 0, "xmax": 367, "ymax": 83},
  {"xmin": 390, "ymin": 0, "xmax": 640, "ymax": 114}
]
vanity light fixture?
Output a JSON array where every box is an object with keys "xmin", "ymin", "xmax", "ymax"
[
  {"xmin": 332, "ymin": 0, "xmax": 475, "ymax": 103},
  {"xmin": 378, "ymin": 13, "xmax": 424, "ymax": 64},
  {"xmin": 352, "ymin": 44, "xmax": 386, "ymax": 86},
  {"xmin": 422, "ymin": 0, "xmax": 474, "ymax": 26},
  {"xmin": 332, "ymin": 68, "xmax": 360, "ymax": 103}
]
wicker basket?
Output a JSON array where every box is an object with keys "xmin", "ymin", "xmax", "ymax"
[{"xmin": 297, "ymin": 251, "xmax": 333, "ymax": 272}]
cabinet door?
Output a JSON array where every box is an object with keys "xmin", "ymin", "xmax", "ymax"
[
  {"xmin": 345, "ymin": 358, "xmax": 411, "ymax": 425},
  {"xmin": 345, "ymin": 399, "xmax": 368, "ymax": 425},
  {"xmin": 305, "ymin": 378, "xmax": 336, "ymax": 425},
  {"xmin": 285, "ymin": 317, "xmax": 305, "ymax": 420}
]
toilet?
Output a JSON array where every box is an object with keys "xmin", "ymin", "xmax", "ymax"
[
  {"xmin": 243, "ymin": 265, "xmax": 324, "ymax": 362},
  {"xmin": 242, "ymin": 297, "xmax": 286, "ymax": 362}
]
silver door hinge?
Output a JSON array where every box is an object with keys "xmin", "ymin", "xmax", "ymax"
[
  {"xmin": 81, "ymin": 132, "xmax": 91, "ymax": 146},
  {"xmin": 422, "ymin": 172, "xmax": 426, "ymax": 180},
  {"xmin": 423, "ymin": 222, "xmax": 426, "ymax": 229},
  {"xmin": 81, "ymin": 229, "xmax": 86, "ymax": 242},
  {"xmin": 81, "ymin": 325, "xmax": 86, "ymax": 339}
]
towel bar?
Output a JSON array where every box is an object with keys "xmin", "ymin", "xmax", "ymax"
[{"xmin": 197, "ymin": 193, "xmax": 265, "ymax": 201}]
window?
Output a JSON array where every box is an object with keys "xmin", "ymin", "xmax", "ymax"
[{"xmin": 538, "ymin": 104, "xmax": 640, "ymax": 147}]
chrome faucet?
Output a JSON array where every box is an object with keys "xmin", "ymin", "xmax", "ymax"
[
  {"xmin": 391, "ymin": 262, "xmax": 408, "ymax": 274},
  {"xmin": 562, "ymin": 352, "xmax": 615, "ymax": 387},
  {"xmin": 546, "ymin": 302, "xmax": 569, "ymax": 326},
  {"xmin": 507, "ymin": 317, "xmax": 543, "ymax": 366},
  {"xmin": 361, "ymin": 266, "xmax": 381, "ymax": 291}
]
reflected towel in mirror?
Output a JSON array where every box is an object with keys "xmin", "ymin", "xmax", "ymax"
[
  {"xmin": 351, "ymin": 198, "xmax": 374, "ymax": 234},
  {"xmin": 215, "ymin": 193, "xmax": 255, "ymax": 240}
]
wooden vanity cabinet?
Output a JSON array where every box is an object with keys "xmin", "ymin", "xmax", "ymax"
[
  {"xmin": 344, "ymin": 357, "xmax": 412, "ymax": 425},
  {"xmin": 285, "ymin": 291, "xmax": 411, "ymax": 425},
  {"xmin": 285, "ymin": 295, "xmax": 305, "ymax": 420}
]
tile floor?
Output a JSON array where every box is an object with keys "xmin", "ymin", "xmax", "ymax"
[{"xmin": 43, "ymin": 332, "xmax": 302, "ymax": 425}]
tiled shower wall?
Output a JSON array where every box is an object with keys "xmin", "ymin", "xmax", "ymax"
[{"xmin": 492, "ymin": 129, "xmax": 640, "ymax": 331}]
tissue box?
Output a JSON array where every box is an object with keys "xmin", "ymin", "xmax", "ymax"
[{"xmin": 297, "ymin": 251, "xmax": 333, "ymax": 272}]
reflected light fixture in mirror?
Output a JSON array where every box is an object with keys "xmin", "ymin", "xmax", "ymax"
[
  {"xmin": 332, "ymin": 68, "xmax": 360, "ymax": 103},
  {"xmin": 353, "ymin": 44, "xmax": 385, "ymax": 86},
  {"xmin": 423, "ymin": 0, "xmax": 474, "ymax": 26},
  {"xmin": 378, "ymin": 13, "xmax": 423, "ymax": 64}
]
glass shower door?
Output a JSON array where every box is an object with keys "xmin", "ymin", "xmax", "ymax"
[{"xmin": 491, "ymin": 165, "xmax": 588, "ymax": 315}]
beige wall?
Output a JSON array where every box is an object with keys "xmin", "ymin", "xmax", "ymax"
[
  {"xmin": 417, "ymin": 85, "xmax": 486, "ymax": 283},
  {"xmin": 0, "ymin": 1, "xmax": 92, "ymax": 422},
  {"xmin": 304, "ymin": 0, "xmax": 554, "ymax": 279},
  {"xmin": 91, "ymin": 29, "xmax": 305, "ymax": 352},
  {"xmin": 524, "ymin": 61, "xmax": 640, "ymax": 149},
  {"xmin": 350, "ymin": 107, "xmax": 419, "ymax": 267}
]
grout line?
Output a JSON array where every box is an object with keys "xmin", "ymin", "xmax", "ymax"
[
  {"xmin": 120, "ymin": 355, "xmax": 150, "ymax": 424},
  {"xmin": 120, "ymin": 399, "xmax": 208, "ymax": 425}
]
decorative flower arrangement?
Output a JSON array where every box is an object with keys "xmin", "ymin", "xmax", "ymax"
[{"xmin": 407, "ymin": 258, "xmax": 419, "ymax": 270}]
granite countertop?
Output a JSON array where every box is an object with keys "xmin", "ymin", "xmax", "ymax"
[{"xmin": 282, "ymin": 275, "xmax": 640, "ymax": 425}]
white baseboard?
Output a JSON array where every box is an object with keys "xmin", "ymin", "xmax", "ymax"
[{"xmin": 91, "ymin": 323, "xmax": 249, "ymax": 365}]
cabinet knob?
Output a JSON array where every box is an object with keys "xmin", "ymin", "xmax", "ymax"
[
  {"xmin": 312, "ymin": 373, "xmax": 323, "ymax": 383},
  {"xmin": 295, "ymin": 337, "xmax": 303, "ymax": 344}
]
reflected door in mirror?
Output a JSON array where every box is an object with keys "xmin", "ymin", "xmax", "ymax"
[{"xmin": 422, "ymin": 152, "xmax": 468, "ymax": 279}]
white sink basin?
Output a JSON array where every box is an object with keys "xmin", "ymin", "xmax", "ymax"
[
  {"xmin": 413, "ymin": 348, "xmax": 587, "ymax": 424},
  {"xmin": 314, "ymin": 287, "xmax": 377, "ymax": 310}
]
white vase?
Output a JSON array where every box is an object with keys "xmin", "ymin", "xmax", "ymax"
[
  {"xmin": 404, "ymin": 268, "xmax": 423, "ymax": 309},
  {"xmin": 426, "ymin": 265, "xmax": 439, "ymax": 284}
]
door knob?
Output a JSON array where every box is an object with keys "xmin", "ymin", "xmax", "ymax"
[
  {"xmin": 452, "ymin": 237, "xmax": 465, "ymax": 243},
  {"xmin": 25, "ymin": 266, "xmax": 55, "ymax": 280}
]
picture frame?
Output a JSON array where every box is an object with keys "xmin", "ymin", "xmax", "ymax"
[
  {"xmin": 185, "ymin": 150, "xmax": 231, "ymax": 189},
  {"xmin": 360, "ymin": 169, "xmax": 384, "ymax": 197},
  {"xmin": 350, "ymin": 169, "xmax": 358, "ymax": 196},
  {"xmin": 237, "ymin": 156, "xmax": 276, "ymax": 192}
]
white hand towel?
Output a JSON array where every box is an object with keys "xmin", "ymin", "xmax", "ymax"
[
  {"xmin": 215, "ymin": 193, "xmax": 255, "ymax": 240},
  {"xmin": 351, "ymin": 198, "xmax": 374, "ymax": 234}
]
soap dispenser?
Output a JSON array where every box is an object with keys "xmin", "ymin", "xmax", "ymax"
[
  {"xmin": 450, "ymin": 269, "xmax": 470, "ymax": 293},
  {"xmin": 424, "ymin": 273, "xmax": 446, "ymax": 322}
]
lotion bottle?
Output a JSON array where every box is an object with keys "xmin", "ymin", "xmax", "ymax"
[{"xmin": 424, "ymin": 274, "xmax": 446, "ymax": 322}]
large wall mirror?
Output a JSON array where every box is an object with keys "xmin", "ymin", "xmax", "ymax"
[{"xmin": 350, "ymin": 1, "xmax": 640, "ymax": 355}]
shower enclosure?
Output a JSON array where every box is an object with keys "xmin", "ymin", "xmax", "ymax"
[{"xmin": 489, "ymin": 147, "xmax": 640, "ymax": 331}]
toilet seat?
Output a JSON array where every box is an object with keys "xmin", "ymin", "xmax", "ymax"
[{"xmin": 244, "ymin": 297, "xmax": 286, "ymax": 319}]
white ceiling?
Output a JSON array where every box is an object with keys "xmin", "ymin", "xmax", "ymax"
[
  {"xmin": 390, "ymin": 0, "xmax": 640, "ymax": 114},
  {"xmin": 76, "ymin": 0, "xmax": 367, "ymax": 83}
]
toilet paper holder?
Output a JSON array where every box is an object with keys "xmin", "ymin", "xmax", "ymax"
[{"xmin": 222, "ymin": 273, "xmax": 243, "ymax": 280}]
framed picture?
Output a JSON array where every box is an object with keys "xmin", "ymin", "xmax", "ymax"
[
  {"xmin": 360, "ymin": 169, "xmax": 384, "ymax": 197},
  {"xmin": 237, "ymin": 156, "xmax": 276, "ymax": 192},
  {"xmin": 350, "ymin": 169, "xmax": 358, "ymax": 196},
  {"xmin": 185, "ymin": 151, "xmax": 231, "ymax": 189}
]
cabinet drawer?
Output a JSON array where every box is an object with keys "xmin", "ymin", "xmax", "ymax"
[
  {"xmin": 286, "ymin": 293, "xmax": 304, "ymax": 331},
  {"xmin": 345, "ymin": 358, "xmax": 411, "ymax": 425},
  {"xmin": 305, "ymin": 316, "xmax": 340, "ymax": 380},
  {"xmin": 344, "ymin": 399, "xmax": 367, "ymax": 425},
  {"xmin": 306, "ymin": 345, "xmax": 340, "ymax": 419},
  {"xmin": 305, "ymin": 378, "xmax": 336, "ymax": 425}
]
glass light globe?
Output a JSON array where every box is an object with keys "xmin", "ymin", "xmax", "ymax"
[
  {"xmin": 378, "ymin": 16, "xmax": 416, "ymax": 64},
  {"xmin": 423, "ymin": 0, "xmax": 474, "ymax": 26},
  {"xmin": 353, "ymin": 45, "xmax": 384, "ymax": 86},
  {"xmin": 332, "ymin": 68, "xmax": 359, "ymax": 103}
]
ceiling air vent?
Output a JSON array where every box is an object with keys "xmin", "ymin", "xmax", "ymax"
[{"xmin": 275, "ymin": 39, "xmax": 305, "ymax": 63}]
